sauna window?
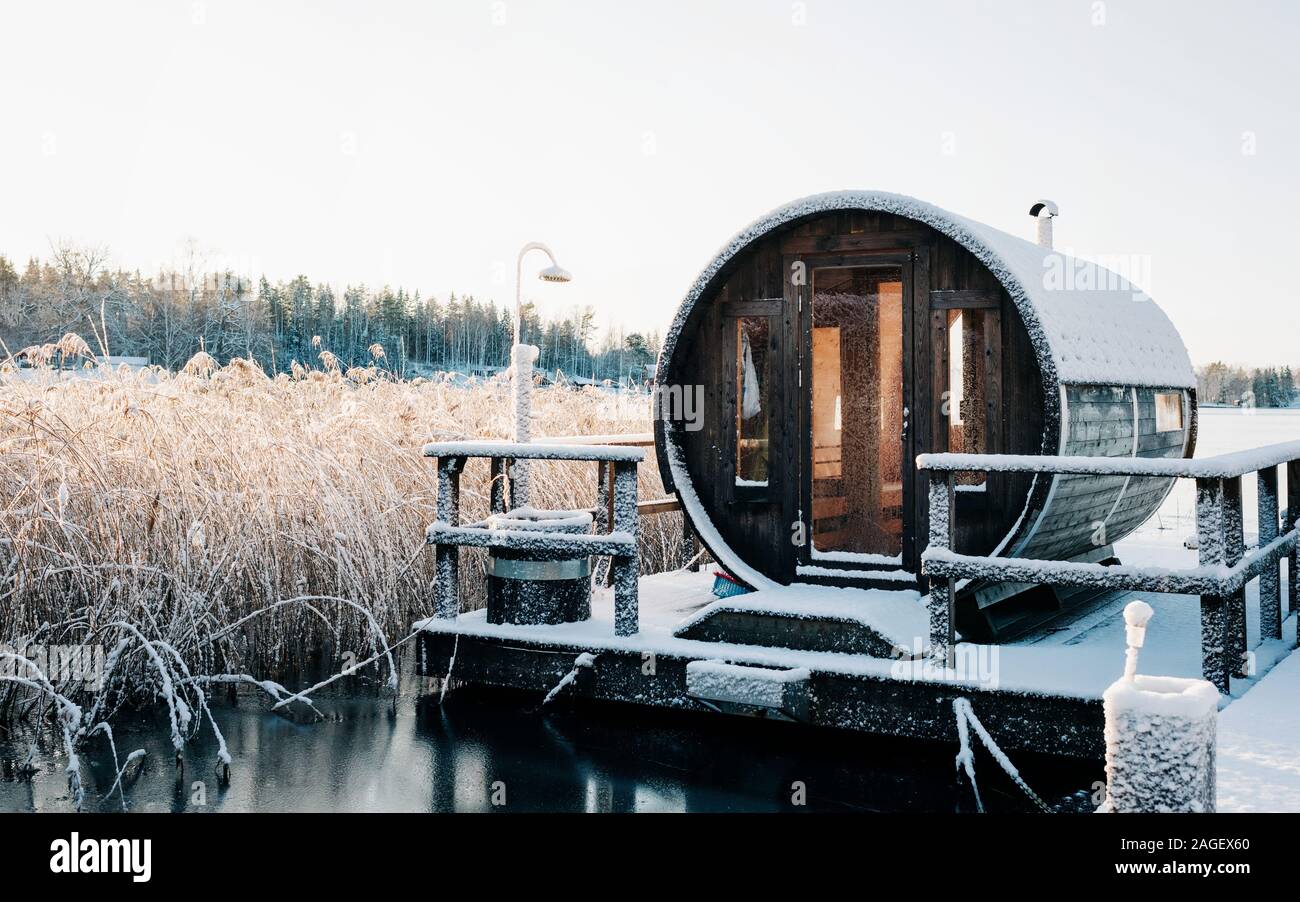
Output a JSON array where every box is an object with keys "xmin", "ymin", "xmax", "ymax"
[
  {"xmin": 735, "ymin": 317, "xmax": 770, "ymax": 486},
  {"xmin": 945, "ymin": 309, "xmax": 990, "ymax": 489},
  {"xmin": 1155, "ymin": 392, "xmax": 1184, "ymax": 433}
]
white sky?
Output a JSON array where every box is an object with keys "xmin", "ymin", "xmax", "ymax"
[{"xmin": 2, "ymin": 0, "xmax": 1296, "ymax": 365}]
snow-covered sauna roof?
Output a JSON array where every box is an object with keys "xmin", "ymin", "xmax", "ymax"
[{"xmin": 660, "ymin": 190, "xmax": 1195, "ymax": 389}]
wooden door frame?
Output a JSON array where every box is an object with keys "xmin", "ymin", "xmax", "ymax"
[{"xmin": 785, "ymin": 249, "xmax": 925, "ymax": 577}]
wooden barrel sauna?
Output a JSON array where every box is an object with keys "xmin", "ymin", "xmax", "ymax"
[{"xmin": 653, "ymin": 191, "xmax": 1196, "ymax": 640}]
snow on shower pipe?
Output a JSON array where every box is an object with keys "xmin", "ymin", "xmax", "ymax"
[
  {"xmin": 511, "ymin": 242, "xmax": 572, "ymax": 507},
  {"xmin": 1029, "ymin": 199, "xmax": 1059, "ymax": 249}
]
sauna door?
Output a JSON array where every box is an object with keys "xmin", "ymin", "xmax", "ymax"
[{"xmin": 797, "ymin": 257, "xmax": 914, "ymax": 576}]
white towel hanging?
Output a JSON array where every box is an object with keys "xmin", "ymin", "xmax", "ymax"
[{"xmin": 741, "ymin": 332, "xmax": 762, "ymax": 420}]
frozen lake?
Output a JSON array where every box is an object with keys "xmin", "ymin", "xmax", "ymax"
[
  {"xmin": 0, "ymin": 683, "xmax": 1100, "ymax": 813},
  {"xmin": 1135, "ymin": 406, "xmax": 1299, "ymax": 548}
]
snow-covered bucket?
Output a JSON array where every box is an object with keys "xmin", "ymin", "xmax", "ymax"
[
  {"xmin": 1102, "ymin": 674, "xmax": 1218, "ymax": 813},
  {"xmin": 485, "ymin": 507, "xmax": 594, "ymax": 626}
]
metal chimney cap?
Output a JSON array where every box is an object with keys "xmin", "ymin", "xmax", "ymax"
[{"xmin": 1029, "ymin": 199, "xmax": 1059, "ymax": 218}]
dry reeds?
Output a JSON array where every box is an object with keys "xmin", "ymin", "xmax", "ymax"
[{"xmin": 0, "ymin": 340, "xmax": 681, "ymax": 709}]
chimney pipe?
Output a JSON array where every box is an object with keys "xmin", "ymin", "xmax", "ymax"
[{"xmin": 1029, "ymin": 199, "xmax": 1058, "ymax": 249}]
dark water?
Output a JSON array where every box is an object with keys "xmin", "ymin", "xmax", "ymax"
[{"xmin": 0, "ymin": 685, "xmax": 1102, "ymax": 813}]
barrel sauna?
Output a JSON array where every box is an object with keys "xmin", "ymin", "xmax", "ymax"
[{"xmin": 654, "ymin": 191, "xmax": 1196, "ymax": 640}]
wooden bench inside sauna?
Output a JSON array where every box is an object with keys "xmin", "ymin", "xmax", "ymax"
[{"xmin": 656, "ymin": 190, "xmax": 1195, "ymax": 643}]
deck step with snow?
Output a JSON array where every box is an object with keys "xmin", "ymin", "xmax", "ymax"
[
  {"xmin": 684, "ymin": 660, "xmax": 810, "ymax": 721},
  {"xmin": 673, "ymin": 591, "xmax": 923, "ymax": 658}
]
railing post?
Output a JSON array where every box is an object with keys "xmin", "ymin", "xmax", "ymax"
[
  {"xmin": 594, "ymin": 461, "xmax": 610, "ymax": 533},
  {"xmin": 612, "ymin": 460, "xmax": 640, "ymax": 636},
  {"xmin": 1223, "ymin": 476, "xmax": 1248, "ymax": 677},
  {"xmin": 1194, "ymin": 477, "xmax": 1230, "ymax": 692},
  {"xmin": 604, "ymin": 463, "xmax": 618, "ymax": 587},
  {"xmin": 926, "ymin": 470, "xmax": 956, "ymax": 668},
  {"xmin": 489, "ymin": 457, "xmax": 506, "ymax": 515},
  {"xmin": 1288, "ymin": 460, "xmax": 1300, "ymax": 644},
  {"xmin": 435, "ymin": 455, "xmax": 465, "ymax": 619},
  {"xmin": 592, "ymin": 461, "xmax": 611, "ymax": 585},
  {"xmin": 1258, "ymin": 466, "xmax": 1281, "ymax": 640}
]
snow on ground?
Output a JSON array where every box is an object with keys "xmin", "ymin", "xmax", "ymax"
[{"xmin": 1217, "ymin": 650, "xmax": 1300, "ymax": 812}]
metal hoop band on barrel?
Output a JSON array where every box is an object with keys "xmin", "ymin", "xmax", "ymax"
[{"xmin": 485, "ymin": 556, "xmax": 592, "ymax": 581}]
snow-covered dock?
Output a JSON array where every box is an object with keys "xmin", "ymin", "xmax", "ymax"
[
  {"xmin": 418, "ymin": 554, "xmax": 1296, "ymax": 761},
  {"xmin": 421, "ymin": 565, "xmax": 1294, "ymax": 701},
  {"xmin": 418, "ymin": 569, "xmax": 1103, "ymax": 757},
  {"xmin": 417, "ymin": 406, "xmax": 1298, "ymax": 760}
]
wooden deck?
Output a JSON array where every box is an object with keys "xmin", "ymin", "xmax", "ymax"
[
  {"xmin": 417, "ymin": 435, "xmax": 1298, "ymax": 761},
  {"xmin": 416, "ymin": 571, "xmax": 1105, "ymax": 759}
]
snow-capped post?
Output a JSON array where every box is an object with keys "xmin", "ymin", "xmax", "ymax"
[
  {"xmin": 593, "ymin": 460, "xmax": 612, "ymax": 584},
  {"xmin": 1193, "ymin": 478, "xmax": 1231, "ymax": 691},
  {"xmin": 1193, "ymin": 476, "xmax": 1249, "ymax": 689},
  {"xmin": 1257, "ymin": 465, "xmax": 1281, "ymax": 641},
  {"xmin": 489, "ymin": 457, "xmax": 507, "ymax": 515},
  {"xmin": 612, "ymin": 460, "xmax": 640, "ymax": 636},
  {"xmin": 1221, "ymin": 477, "xmax": 1248, "ymax": 679},
  {"xmin": 434, "ymin": 455, "xmax": 464, "ymax": 619},
  {"xmin": 511, "ymin": 241, "xmax": 572, "ymax": 508},
  {"xmin": 1103, "ymin": 602, "xmax": 1218, "ymax": 813},
  {"xmin": 1287, "ymin": 459, "xmax": 1300, "ymax": 648},
  {"xmin": 926, "ymin": 470, "xmax": 956, "ymax": 668}
]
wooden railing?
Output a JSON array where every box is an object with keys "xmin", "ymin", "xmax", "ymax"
[
  {"xmin": 918, "ymin": 441, "xmax": 1300, "ymax": 691},
  {"xmin": 540, "ymin": 433, "xmax": 700, "ymax": 571},
  {"xmin": 423, "ymin": 441, "xmax": 644, "ymax": 636}
]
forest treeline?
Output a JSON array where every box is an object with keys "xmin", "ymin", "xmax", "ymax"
[
  {"xmin": 4, "ymin": 245, "xmax": 1297, "ymax": 403},
  {"xmin": 1197, "ymin": 362, "xmax": 1297, "ymax": 408},
  {"xmin": 0, "ymin": 245, "xmax": 661, "ymax": 381}
]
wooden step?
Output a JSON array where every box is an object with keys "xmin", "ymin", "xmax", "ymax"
[
  {"xmin": 684, "ymin": 660, "xmax": 810, "ymax": 721},
  {"xmin": 674, "ymin": 605, "xmax": 909, "ymax": 657}
]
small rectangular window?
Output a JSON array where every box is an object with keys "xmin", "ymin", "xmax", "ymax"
[
  {"xmin": 736, "ymin": 317, "xmax": 770, "ymax": 486},
  {"xmin": 1155, "ymin": 391, "xmax": 1184, "ymax": 433},
  {"xmin": 947, "ymin": 309, "xmax": 988, "ymax": 488}
]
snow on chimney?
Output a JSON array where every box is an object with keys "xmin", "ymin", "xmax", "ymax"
[{"xmin": 1029, "ymin": 199, "xmax": 1058, "ymax": 249}]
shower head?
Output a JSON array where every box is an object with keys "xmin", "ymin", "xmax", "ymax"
[{"xmin": 538, "ymin": 263, "xmax": 572, "ymax": 283}]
